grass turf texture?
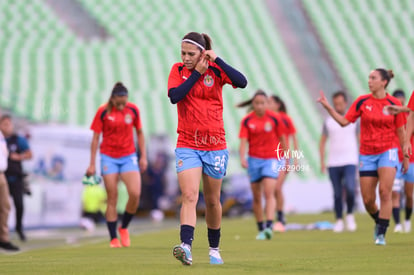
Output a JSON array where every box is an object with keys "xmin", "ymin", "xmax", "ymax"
[{"xmin": 1, "ymin": 213, "xmax": 414, "ymax": 274}]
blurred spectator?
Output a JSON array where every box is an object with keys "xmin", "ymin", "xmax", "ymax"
[
  {"xmin": 0, "ymin": 114, "xmax": 32, "ymax": 241},
  {"xmin": 48, "ymin": 155, "xmax": 65, "ymax": 181},
  {"xmin": 0, "ymin": 129, "xmax": 19, "ymax": 251},
  {"xmin": 142, "ymin": 152, "xmax": 168, "ymax": 210}
]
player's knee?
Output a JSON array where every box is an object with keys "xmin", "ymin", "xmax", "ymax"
[
  {"xmin": 181, "ymin": 191, "xmax": 198, "ymax": 205},
  {"xmin": 204, "ymin": 196, "xmax": 220, "ymax": 208},
  {"xmin": 379, "ymin": 188, "xmax": 391, "ymax": 201},
  {"xmin": 363, "ymin": 196, "xmax": 375, "ymax": 207}
]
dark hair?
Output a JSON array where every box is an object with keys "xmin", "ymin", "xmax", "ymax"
[
  {"xmin": 107, "ymin": 82, "xmax": 128, "ymax": 113},
  {"xmin": 269, "ymin": 95, "xmax": 287, "ymax": 113},
  {"xmin": 236, "ymin": 89, "xmax": 267, "ymax": 108},
  {"xmin": 0, "ymin": 114, "xmax": 12, "ymax": 122},
  {"xmin": 392, "ymin": 89, "xmax": 405, "ymax": 98},
  {"xmin": 182, "ymin": 32, "xmax": 212, "ymax": 51},
  {"xmin": 375, "ymin": 68, "xmax": 394, "ymax": 88},
  {"xmin": 332, "ymin": 91, "xmax": 347, "ymax": 102}
]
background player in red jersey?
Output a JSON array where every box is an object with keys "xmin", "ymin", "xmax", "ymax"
[
  {"xmin": 168, "ymin": 32, "xmax": 247, "ymax": 265},
  {"xmin": 238, "ymin": 90, "xmax": 287, "ymax": 240},
  {"xmin": 268, "ymin": 95, "xmax": 298, "ymax": 232},
  {"xmin": 86, "ymin": 82, "xmax": 147, "ymax": 248},
  {"xmin": 318, "ymin": 69, "xmax": 408, "ymax": 246}
]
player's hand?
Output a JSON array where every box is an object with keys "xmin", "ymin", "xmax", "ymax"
[
  {"xmin": 403, "ymin": 157, "xmax": 409, "ymax": 174},
  {"xmin": 86, "ymin": 164, "xmax": 96, "ymax": 177},
  {"xmin": 404, "ymin": 142, "xmax": 412, "ymax": 160},
  {"xmin": 384, "ymin": 105, "xmax": 403, "ymax": 115},
  {"xmin": 139, "ymin": 157, "xmax": 148, "ymax": 172},
  {"xmin": 241, "ymin": 158, "xmax": 248, "ymax": 169},
  {"xmin": 204, "ymin": 50, "xmax": 217, "ymax": 62},
  {"xmin": 195, "ymin": 55, "xmax": 209, "ymax": 74},
  {"xmin": 9, "ymin": 152, "xmax": 21, "ymax": 161},
  {"xmin": 317, "ymin": 91, "xmax": 330, "ymax": 109},
  {"xmin": 320, "ymin": 163, "xmax": 326, "ymax": 174}
]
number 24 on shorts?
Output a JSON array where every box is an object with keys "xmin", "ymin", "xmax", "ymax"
[{"xmin": 214, "ymin": 155, "xmax": 226, "ymax": 171}]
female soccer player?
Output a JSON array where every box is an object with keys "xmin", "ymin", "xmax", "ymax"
[
  {"xmin": 168, "ymin": 31, "xmax": 247, "ymax": 265},
  {"xmin": 318, "ymin": 69, "xmax": 408, "ymax": 245},
  {"xmin": 268, "ymin": 95, "xmax": 298, "ymax": 232},
  {"xmin": 238, "ymin": 90, "xmax": 287, "ymax": 240},
  {"xmin": 86, "ymin": 82, "xmax": 147, "ymax": 248}
]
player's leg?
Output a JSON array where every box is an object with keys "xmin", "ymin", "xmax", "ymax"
[
  {"xmin": 403, "ymin": 163, "xmax": 414, "ymax": 233},
  {"xmin": 250, "ymin": 181, "xmax": 265, "ymax": 239},
  {"xmin": 101, "ymin": 154, "xmax": 121, "ymax": 247},
  {"xmin": 328, "ymin": 166, "xmax": 345, "ymax": 232},
  {"xmin": 173, "ymin": 148, "xmax": 202, "ymax": 265},
  {"xmin": 274, "ymin": 158, "xmax": 287, "ymax": 232},
  {"xmin": 344, "ymin": 165, "xmax": 357, "ymax": 232},
  {"xmin": 375, "ymin": 148, "xmax": 399, "ymax": 245},
  {"xmin": 201, "ymin": 149, "xmax": 228, "ymax": 264},
  {"xmin": 118, "ymin": 154, "xmax": 141, "ymax": 247},
  {"xmin": 391, "ymin": 163, "xmax": 403, "ymax": 232},
  {"xmin": 262, "ymin": 177, "xmax": 276, "ymax": 239}
]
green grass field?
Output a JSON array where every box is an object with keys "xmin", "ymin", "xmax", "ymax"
[{"xmin": 1, "ymin": 213, "xmax": 414, "ymax": 274}]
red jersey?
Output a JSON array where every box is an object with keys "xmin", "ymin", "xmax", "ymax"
[
  {"xmin": 239, "ymin": 110, "xmax": 286, "ymax": 159},
  {"xmin": 345, "ymin": 94, "xmax": 406, "ymax": 155},
  {"xmin": 407, "ymin": 91, "xmax": 414, "ymax": 111},
  {"xmin": 278, "ymin": 111, "xmax": 296, "ymax": 148},
  {"xmin": 167, "ymin": 62, "xmax": 235, "ymax": 150},
  {"xmin": 90, "ymin": 102, "xmax": 142, "ymax": 158}
]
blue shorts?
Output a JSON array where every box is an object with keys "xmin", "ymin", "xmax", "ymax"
[
  {"xmin": 247, "ymin": 156, "xmax": 279, "ymax": 183},
  {"xmin": 100, "ymin": 153, "xmax": 139, "ymax": 175},
  {"xmin": 404, "ymin": 163, "xmax": 414, "ymax": 183},
  {"xmin": 359, "ymin": 148, "xmax": 398, "ymax": 177},
  {"xmin": 175, "ymin": 148, "xmax": 229, "ymax": 179}
]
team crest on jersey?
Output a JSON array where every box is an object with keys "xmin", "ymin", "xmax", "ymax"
[
  {"xmin": 264, "ymin": 122, "xmax": 273, "ymax": 132},
  {"xmin": 203, "ymin": 74, "xmax": 214, "ymax": 87},
  {"xmin": 125, "ymin": 114, "xmax": 132, "ymax": 124},
  {"xmin": 382, "ymin": 106, "xmax": 390, "ymax": 115}
]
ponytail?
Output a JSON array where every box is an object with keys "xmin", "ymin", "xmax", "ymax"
[
  {"xmin": 237, "ymin": 89, "xmax": 267, "ymax": 108},
  {"xmin": 270, "ymin": 95, "xmax": 287, "ymax": 113},
  {"xmin": 375, "ymin": 68, "xmax": 394, "ymax": 88},
  {"xmin": 106, "ymin": 82, "xmax": 128, "ymax": 113}
]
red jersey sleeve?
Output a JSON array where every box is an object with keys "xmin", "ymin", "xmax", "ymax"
[
  {"xmin": 133, "ymin": 106, "xmax": 142, "ymax": 131},
  {"xmin": 239, "ymin": 117, "xmax": 249, "ymax": 138},
  {"xmin": 274, "ymin": 115, "xmax": 286, "ymax": 137},
  {"xmin": 90, "ymin": 106, "xmax": 105, "ymax": 133},
  {"xmin": 345, "ymin": 98, "xmax": 362, "ymax": 123},
  {"xmin": 408, "ymin": 91, "xmax": 414, "ymax": 111},
  {"xmin": 167, "ymin": 63, "xmax": 183, "ymax": 92},
  {"xmin": 285, "ymin": 115, "xmax": 296, "ymax": 135}
]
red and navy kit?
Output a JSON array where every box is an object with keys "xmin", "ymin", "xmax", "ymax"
[
  {"xmin": 239, "ymin": 110, "xmax": 286, "ymax": 159},
  {"xmin": 90, "ymin": 102, "xmax": 142, "ymax": 158},
  {"xmin": 345, "ymin": 93, "xmax": 406, "ymax": 155},
  {"xmin": 168, "ymin": 61, "xmax": 235, "ymax": 151},
  {"xmin": 278, "ymin": 111, "xmax": 296, "ymax": 148}
]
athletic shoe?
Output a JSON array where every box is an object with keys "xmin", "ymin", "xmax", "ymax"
[
  {"xmin": 264, "ymin": 228, "xmax": 273, "ymax": 240},
  {"xmin": 404, "ymin": 220, "xmax": 411, "ymax": 233},
  {"xmin": 346, "ymin": 214, "xmax": 357, "ymax": 232},
  {"xmin": 110, "ymin": 238, "xmax": 121, "ymax": 248},
  {"xmin": 256, "ymin": 231, "xmax": 267, "ymax": 240},
  {"xmin": 173, "ymin": 243, "xmax": 192, "ymax": 265},
  {"xmin": 394, "ymin": 224, "xmax": 403, "ymax": 233},
  {"xmin": 209, "ymin": 248, "xmax": 224, "ymax": 265},
  {"xmin": 118, "ymin": 227, "xmax": 130, "ymax": 247},
  {"xmin": 333, "ymin": 219, "xmax": 344, "ymax": 233},
  {"xmin": 0, "ymin": 241, "xmax": 19, "ymax": 251},
  {"xmin": 375, "ymin": 234, "xmax": 386, "ymax": 246},
  {"xmin": 273, "ymin": 222, "xmax": 286, "ymax": 233},
  {"xmin": 373, "ymin": 224, "xmax": 379, "ymax": 240}
]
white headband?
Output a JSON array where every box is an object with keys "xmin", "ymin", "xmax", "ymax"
[{"xmin": 182, "ymin": 39, "xmax": 205, "ymax": 51}]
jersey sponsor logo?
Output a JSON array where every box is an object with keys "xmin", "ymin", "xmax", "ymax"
[
  {"xmin": 203, "ymin": 74, "xmax": 214, "ymax": 87},
  {"xmin": 248, "ymin": 124, "xmax": 256, "ymax": 129},
  {"xmin": 264, "ymin": 122, "xmax": 273, "ymax": 132},
  {"xmin": 365, "ymin": 105, "xmax": 373, "ymax": 111},
  {"xmin": 125, "ymin": 114, "xmax": 132, "ymax": 124},
  {"xmin": 107, "ymin": 116, "xmax": 115, "ymax": 121}
]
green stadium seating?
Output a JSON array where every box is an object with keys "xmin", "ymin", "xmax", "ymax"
[{"xmin": 303, "ymin": 0, "xmax": 414, "ymax": 99}]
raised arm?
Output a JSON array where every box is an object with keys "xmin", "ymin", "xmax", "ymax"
[
  {"xmin": 317, "ymin": 91, "xmax": 350, "ymax": 127},
  {"xmin": 204, "ymin": 50, "xmax": 247, "ymax": 88}
]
